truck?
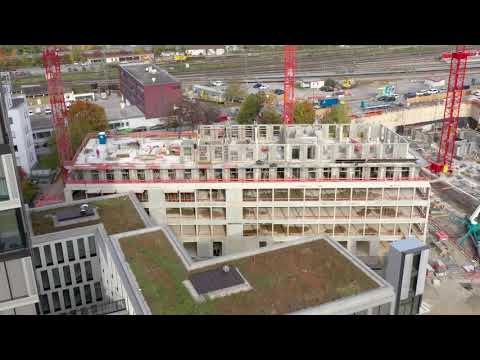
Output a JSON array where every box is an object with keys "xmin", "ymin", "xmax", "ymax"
[
  {"xmin": 317, "ymin": 98, "xmax": 339, "ymax": 108},
  {"xmin": 360, "ymin": 100, "xmax": 392, "ymax": 111}
]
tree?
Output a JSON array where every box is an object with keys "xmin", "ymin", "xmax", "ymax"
[
  {"xmin": 225, "ymin": 80, "xmax": 247, "ymax": 102},
  {"xmin": 236, "ymin": 93, "xmax": 264, "ymax": 124},
  {"xmin": 68, "ymin": 101, "xmax": 108, "ymax": 154},
  {"xmin": 21, "ymin": 178, "xmax": 39, "ymax": 205},
  {"xmin": 293, "ymin": 101, "xmax": 316, "ymax": 124},
  {"xmin": 323, "ymin": 103, "xmax": 352, "ymax": 124},
  {"xmin": 259, "ymin": 108, "xmax": 282, "ymax": 124},
  {"xmin": 324, "ymin": 78, "xmax": 337, "ymax": 88},
  {"xmin": 133, "ymin": 47, "xmax": 146, "ymax": 55}
]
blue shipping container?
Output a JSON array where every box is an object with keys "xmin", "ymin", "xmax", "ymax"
[{"xmin": 319, "ymin": 98, "xmax": 339, "ymax": 108}]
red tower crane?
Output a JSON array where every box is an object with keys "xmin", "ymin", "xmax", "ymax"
[
  {"xmin": 283, "ymin": 45, "xmax": 296, "ymax": 124},
  {"xmin": 430, "ymin": 45, "xmax": 477, "ymax": 174},
  {"xmin": 42, "ymin": 47, "xmax": 72, "ymax": 171}
]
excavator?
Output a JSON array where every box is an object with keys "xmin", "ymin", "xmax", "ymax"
[{"xmin": 459, "ymin": 204, "xmax": 480, "ymax": 257}]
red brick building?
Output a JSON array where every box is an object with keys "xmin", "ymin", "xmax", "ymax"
[{"xmin": 119, "ymin": 64, "xmax": 182, "ymax": 119}]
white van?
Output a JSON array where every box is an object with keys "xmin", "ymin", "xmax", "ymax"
[{"xmin": 44, "ymin": 107, "xmax": 52, "ymax": 115}]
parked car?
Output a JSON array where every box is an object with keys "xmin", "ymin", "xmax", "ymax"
[
  {"xmin": 378, "ymin": 96, "xmax": 396, "ymax": 102},
  {"xmin": 132, "ymin": 126, "xmax": 147, "ymax": 132},
  {"xmin": 253, "ymin": 83, "xmax": 262, "ymax": 89},
  {"xmin": 274, "ymin": 89, "xmax": 284, "ymax": 95},
  {"xmin": 44, "ymin": 107, "xmax": 52, "ymax": 115},
  {"xmin": 416, "ymin": 90, "xmax": 428, "ymax": 96},
  {"xmin": 427, "ymin": 88, "xmax": 439, "ymax": 95},
  {"xmin": 463, "ymin": 85, "xmax": 471, "ymax": 90},
  {"xmin": 28, "ymin": 110, "xmax": 33, "ymax": 116},
  {"xmin": 473, "ymin": 90, "xmax": 480, "ymax": 97},
  {"xmin": 149, "ymin": 124, "xmax": 168, "ymax": 131},
  {"xmin": 320, "ymin": 86, "xmax": 334, "ymax": 92},
  {"xmin": 404, "ymin": 92, "xmax": 417, "ymax": 99},
  {"xmin": 258, "ymin": 84, "xmax": 269, "ymax": 90},
  {"xmin": 210, "ymin": 80, "xmax": 224, "ymax": 87}
]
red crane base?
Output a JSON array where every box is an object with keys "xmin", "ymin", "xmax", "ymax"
[{"xmin": 429, "ymin": 161, "xmax": 451, "ymax": 174}]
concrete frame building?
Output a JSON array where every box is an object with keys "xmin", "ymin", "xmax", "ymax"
[
  {"xmin": 64, "ymin": 123, "xmax": 430, "ymax": 260},
  {"xmin": 25, "ymin": 193, "xmax": 395, "ymax": 315},
  {"xmin": 0, "ymin": 87, "xmax": 39, "ymax": 315}
]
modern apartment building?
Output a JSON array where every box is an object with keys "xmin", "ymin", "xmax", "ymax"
[
  {"xmin": 2, "ymin": 73, "xmax": 38, "ymax": 174},
  {"xmin": 25, "ymin": 193, "xmax": 396, "ymax": 315},
  {"xmin": 64, "ymin": 123, "xmax": 431, "ymax": 260},
  {"xmin": 0, "ymin": 87, "xmax": 39, "ymax": 315}
]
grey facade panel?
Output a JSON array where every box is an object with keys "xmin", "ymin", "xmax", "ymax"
[
  {"xmin": 14, "ymin": 303, "xmax": 36, "ymax": 315},
  {"xmin": 416, "ymin": 249, "xmax": 429, "ymax": 296},
  {"xmin": 400, "ymin": 253, "xmax": 413, "ymax": 300},
  {"xmin": 0, "ymin": 262, "xmax": 12, "ymax": 302},
  {"xmin": 6, "ymin": 258, "xmax": 28, "ymax": 298}
]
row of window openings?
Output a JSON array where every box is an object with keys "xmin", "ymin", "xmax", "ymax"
[
  {"xmin": 77, "ymin": 167, "xmax": 412, "ymax": 182},
  {"xmin": 241, "ymin": 206, "xmax": 427, "ymax": 220},
  {"xmin": 165, "ymin": 189, "xmax": 225, "ymax": 202},
  {"xmin": 39, "ymin": 282, "xmax": 102, "ymax": 314},
  {"xmin": 39, "ymin": 260, "xmax": 94, "ymax": 291},
  {"xmin": 32, "ymin": 236, "xmax": 97, "ymax": 269},
  {"xmin": 241, "ymin": 188, "xmax": 429, "ymax": 202},
  {"xmin": 241, "ymin": 223, "xmax": 426, "ymax": 237}
]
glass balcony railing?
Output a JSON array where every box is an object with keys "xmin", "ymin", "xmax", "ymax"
[{"xmin": 0, "ymin": 177, "xmax": 9, "ymax": 201}]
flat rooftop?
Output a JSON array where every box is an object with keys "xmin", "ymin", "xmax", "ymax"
[
  {"xmin": 120, "ymin": 64, "xmax": 179, "ymax": 86},
  {"xmin": 119, "ymin": 231, "xmax": 379, "ymax": 315},
  {"xmin": 30, "ymin": 114, "xmax": 53, "ymax": 131},
  {"xmin": 70, "ymin": 123, "xmax": 416, "ymax": 170},
  {"xmin": 29, "ymin": 195, "xmax": 147, "ymax": 236},
  {"xmin": 94, "ymin": 93, "xmax": 144, "ymax": 122}
]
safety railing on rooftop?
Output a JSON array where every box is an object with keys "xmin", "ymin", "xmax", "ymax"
[{"xmin": 65, "ymin": 176, "xmax": 428, "ymax": 185}]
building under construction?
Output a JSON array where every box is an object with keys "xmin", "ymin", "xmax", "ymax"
[{"xmin": 64, "ymin": 123, "xmax": 430, "ymax": 260}]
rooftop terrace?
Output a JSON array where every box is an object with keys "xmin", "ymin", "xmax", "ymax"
[
  {"xmin": 119, "ymin": 230, "xmax": 381, "ymax": 315},
  {"xmin": 29, "ymin": 195, "xmax": 147, "ymax": 236}
]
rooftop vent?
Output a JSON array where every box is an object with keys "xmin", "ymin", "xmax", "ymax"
[
  {"xmin": 222, "ymin": 265, "xmax": 230, "ymax": 273},
  {"xmin": 152, "ymin": 77, "xmax": 156, "ymax": 83}
]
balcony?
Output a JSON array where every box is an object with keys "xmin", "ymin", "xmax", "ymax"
[{"xmin": 68, "ymin": 299, "xmax": 127, "ymax": 315}]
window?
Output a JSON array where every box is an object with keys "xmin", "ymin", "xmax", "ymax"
[
  {"xmin": 354, "ymin": 167, "xmax": 363, "ymax": 179},
  {"xmin": 259, "ymin": 126, "xmax": 267, "ymax": 139},
  {"xmin": 91, "ymin": 170, "xmax": 99, "ymax": 181},
  {"xmin": 136, "ymin": 190, "xmax": 149, "ymax": 202},
  {"xmin": 88, "ymin": 236, "xmax": 96, "ymax": 257},
  {"xmin": 259, "ymin": 241, "xmax": 267, "ymax": 248},
  {"xmin": 290, "ymin": 189, "xmax": 304, "ymax": 201},
  {"xmin": 106, "ymin": 170, "xmax": 114, "ymax": 181},
  {"xmin": 261, "ymin": 168, "xmax": 270, "ymax": 180},
  {"xmin": 196, "ymin": 190, "xmax": 210, "ymax": 202},
  {"xmin": 199, "ymin": 169, "xmax": 207, "ymax": 181},
  {"xmin": 243, "ymin": 207, "xmax": 257, "ymax": 220},
  {"xmin": 277, "ymin": 168, "xmax": 285, "ymax": 179},
  {"xmin": 305, "ymin": 189, "xmax": 320, "ymax": 201},
  {"xmin": 85, "ymin": 261, "xmax": 93, "ymax": 281},
  {"xmin": 370, "ymin": 167, "xmax": 379, "ymax": 179},
  {"xmin": 273, "ymin": 126, "xmax": 281, "ymax": 137},
  {"xmin": 122, "ymin": 169, "xmax": 130, "ymax": 180},
  {"xmin": 307, "ymin": 146, "xmax": 315, "ymax": 160},
  {"xmin": 0, "ymin": 209, "xmax": 25, "ymax": 252},
  {"xmin": 230, "ymin": 168, "xmax": 238, "ymax": 180},
  {"xmin": 214, "ymin": 147, "xmax": 223, "ymax": 160},
  {"xmin": 292, "ymin": 168, "xmax": 301, "ymax": 179},
  {"xmin": 137, "ymin": 170, "xmax": 145, "ymax": 181},
  {"xmin": 259, "ymin": 189, "xmax": 272, "ymax": 201},
  {"xmin": 213, "ymin": 242, "xmax": 222, "ymax": 257},
  {"xmin": 214, "ymin": 169, "xmax": 223, "ymax": 180},
  {"xmin": 385, "ymin": 167, "xmax": 394, "ymax": 179},
  {"xmin": 183, "ymin": 147, "xmax": 192, "ymax": 157},
  {"xmin": 74, "ymin": 263, "xmax": 83, "ymax": 283},
  {"xmin": 184, "ymin": 169, "xmax": 192, "ymax": 180},
  {"xmin": 277, "ymin": 146, "xmax": 285, "ymax": 160},
  {"xmin": 243, "ymin": 189, "xmax": 257, "ymax": 202},
  {"xmin": 230, "ymin": 151, "xmax": 239, "ymax": 161},
  {"xmin": 63, "ymin": 265, "xmax": 72, "ymax": 286},
  {"xmin": 401, "ymin": 167, "xmax": 410, "ymax": 178},
  {"xmin": 323, "ymin": 168, "xmax": 331, "ymax": 179},
  {"xmin": 339, "ymin": 167, "xmax": 348, "ymax": 179},
  {"xmin": 211, "ymin": 189, "xmax": 225, "ymax": 201},
  {"xmin": 13, "ymin": 145, "xmax": 18, "ymax": 152},
  {"xmin": 258, "ymin": 207, "xmax": 272, "ymax": 220},
  {"xmin": 40, "ymin": 294, "xmax": 50, "ymax": 314},
  {"xmin": 63, "ymin": 290, "xmax": 72, "ymax": 309},
  {"xmin": 77, "ymin": 238, "xmax": 86, "ymax": 259},
  {"xmin": 291, "ymin": 146, "xmax": 300, "ymax": 160},
  {"xmin": 168, "ymin": 169, "xmax": 176, "ymax": 180},
  {"xmin": 308, "ymin": 168, "xmax": 316, "ymax": 179},
  {"xmin": 52, "ymin": 268, "xmax": 61, "ymax": 288},
  {"xmin": 245, "ymin": 168, "xmax": 254, "ymax": 179},
  {"xmin": 41, "ymin": 270, "xmax": 50, "ymax": 291},
  {"xmin": 246, "ymin": 150, "xmax": 254, "ymax": 160},
  {"xmin": 73, "ymin": 287, "xmax": 82, "ymax": 306},
  {"xmin": 322, "ymin": 189, "xmax": 336, "ymax": 201},
  {"xmin": 243, "ymin": 224, "xmax": 257, "ymax": 237},
  {"xmin": 32, "ymin": 247, "xmax": 42, "ymax": 268},
  {"xmin": 153, "ymin": 169, "xmax": 161, "ymax": 180},
  {"xmin": 274, "ymin": 189, "xmax": 288, "ymax": 201},
  {"xmin": 44, "ymin": 245, "xmax": 53, "ymax": 266},
  {"xmin": 84, "ymin": 285, "xmax": 93, "ymax": 304},
  {"xmin": 180, "ymin": 192, "xmax": 195, "ymax": 202},
  {"xmin": 165, "ymin": 193, "xmax": 179, "ymax": 202},
  {"xmin": 52, "ymin": 292, "xmax": 61, "ymax": 312}
]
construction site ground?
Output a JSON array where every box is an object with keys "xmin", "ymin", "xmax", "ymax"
[{"xmin": 423, "ymin": 172, "xmax": 480, "ymax": 314}]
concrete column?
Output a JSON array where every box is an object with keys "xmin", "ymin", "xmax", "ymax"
[
  {"xmin": 369, "ymin": 241, "xmax": 380, "ymax": 256},
  {"xmin": 64, "ymin": 189, "xmax": 73, "ymax": 202}
]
